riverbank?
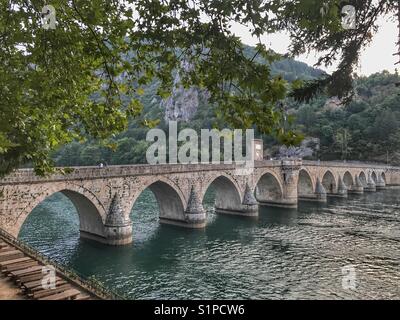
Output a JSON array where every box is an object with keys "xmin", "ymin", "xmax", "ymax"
[
  {"xmin": 0, "ymin": 273, "xmax": 25, "ymax": 300},
  {"xmin": 0, "ymin": 236, "xmax": 93, "ymax": 300},
  {"xmin": 0, "ymin": 231, "xmax": 124, "ymax": 300}
]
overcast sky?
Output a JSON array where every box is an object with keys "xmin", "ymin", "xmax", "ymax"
[{"xmin": 231, "ymin": 15, "xmax": 398, "ymax": 76}]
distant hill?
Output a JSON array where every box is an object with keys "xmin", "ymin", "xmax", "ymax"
[
  {"xmin": 54, "ymin": 69, "xmax": 400, "ymax": 166},
  {"xmin": 53, "ymin": 45, "xmax": 326, "ymax": 167},
  {"xmin": 293, "ymin": 70, "xmax": 400, "ymax": 165},
  {"xmin": 54, "ymin": 49, "xmax": 400, "ymax": 167}
]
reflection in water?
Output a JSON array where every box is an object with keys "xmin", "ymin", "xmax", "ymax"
[{"xmin": 19, "ymin": 188, "xmax": 400, "ymax": 299}]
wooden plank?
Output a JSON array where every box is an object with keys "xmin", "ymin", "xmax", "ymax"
[
  {"xmin": 4, "ymin": 261, "xmax": 38, "ymax": 272},
  {"xmin": 32, "ymin": 284, "xmax": 73, "ymax": 299},
  {"xmin": 0, "ymin": 250, "xmax": 20, "ymax": 257},
  {"xmin": 38, "ymin": 288, "xmax": 81, "ymax": 300},
  {"xmin": 17, "ymin": 272, "xmax": 45, "ymax": 284},
  {"xmin": 0, "ymin": 257, "xmax": 32, "ymax": 267},
  {"xmin": 27, "ymin": 279, "xmax": 66, "ymax": 292},
  {"xmin": 30, "ymin": 280, "xmax": 67, "ymax": 293},
  {"xmin": 23, "ymin": 277, "xmax": 64, "ymax": 290},
  {"xmin": 9, "ymin": 265, "xmax": 43, "ymax": 277},
  {"xmin": 0, "ymin": 247, "xmax": 14, "ymax": 253},
  {"xmin": 0, "ymin": 252, "xmax": 24, "ymax": 262}
]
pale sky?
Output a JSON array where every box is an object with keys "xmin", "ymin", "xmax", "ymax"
[{"xmin": 231, "ymin": 15, "xmax": 399, "ymax": 76}]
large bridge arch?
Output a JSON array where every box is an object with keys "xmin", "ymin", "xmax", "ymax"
[
  {"xmin": 298, "ymin": 169, "xmax": 315, "ymax": 198},
  {"xmin": 343, "ymin": 171, "xmax": 354, "ymax": 189},
  {"xmin": 15, "ymin": 183, "xmax": 106, "ymax": 240},
  {"xmin": 254, "ymin": 170, "xmax": 284, "ymax": 204},
  {"xmin": 201, "ymin": 173, "xmax": 243, "ymax": 214},
  {"xmin": 129, "ymin": 176, "xmax": 187, "ymax": 223},
  {"xmin": 321, "ymin": 170, "xmax": 337, "ymax": 194}
]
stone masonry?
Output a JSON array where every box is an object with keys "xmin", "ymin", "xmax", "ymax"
[{"xmin": 0, "ymin": 160, "xmax": 399, "ymax": 245}]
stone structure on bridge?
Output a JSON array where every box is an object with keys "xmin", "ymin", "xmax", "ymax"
[{"xmin": 0, "ymin": 160, "xmax": 399, "ymax": 245}]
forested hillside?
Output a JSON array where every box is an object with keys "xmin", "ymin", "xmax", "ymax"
[
  {"xmin": 53, "ymin": 48, "xmax": 325, "ymax": 166},
  {"xmin": 294, "ymin": 71, "xmax": 400, "ymax": 164},
  {"xmin": 52, "ymin": 54, "xmax": 400, "ymax": 166}
]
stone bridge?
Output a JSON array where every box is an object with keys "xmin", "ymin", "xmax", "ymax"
[{"xmin": 0, "ymin": 160, "xmax": 399, "ymax": 245}]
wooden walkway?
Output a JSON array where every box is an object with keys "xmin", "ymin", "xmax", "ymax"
[{"xmin": 0, "ymin": 239, "xmax": 92, "ymax": 300}]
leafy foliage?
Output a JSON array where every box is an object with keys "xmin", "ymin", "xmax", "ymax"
[
  {"xmin": 275, "ymin": 0, "xmax": 400, "ymax": 103},
  {"xmin": 3, "ymin": 0, "xmax": 399, "ymax": 175},
  {"xmin": 52, "ymin": 51, "xmax": 321, "ymax": 166},
  {"xmin": 0, "ymin": 0, "xmax": 308, "ymax": 176}
]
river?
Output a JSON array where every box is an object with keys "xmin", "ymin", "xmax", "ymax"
[{"xmin": 19, "ymin": 188, "xmax": 400, "ymax": 299}]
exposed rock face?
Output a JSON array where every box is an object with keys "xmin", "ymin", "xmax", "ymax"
[
  {"xmin": 162, "ymin": 85, "xmax": 201, "ymax": 121},
  {"xmin": 161, "ymin": 61, "xmax": 209, "ymax": 122},
  {"xmin": 323, "ymin": 96, "xmax": 343, "ymax": 111}
]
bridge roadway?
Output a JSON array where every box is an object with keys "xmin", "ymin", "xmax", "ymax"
[{"xmin": 0, "ymin": 160, "xmax": 399, "ymax": 245}]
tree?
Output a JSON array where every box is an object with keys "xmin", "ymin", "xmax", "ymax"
[
  {"xmin": 0, "ymin": 0, "xmax": 304, "ymax": 176},
  {"xmin": 334, "ymin": 128, "xmax": 352, "ymax": 160},
  {"xmin": 272, "ymin": 0, "xmax": 400, "ymax": 102},
  {"xmin": 4, "ymin": 1, "xmax": 399, "ymax": 176}
]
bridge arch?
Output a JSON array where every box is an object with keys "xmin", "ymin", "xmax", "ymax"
[
  {"xmin": 129, "ymin": 176, "xmax": 186, "ymax": 222},
  {"xmin": 321, "ymin": 170, "xmax": 337, "ymax": 194},
  {"xmin": 381, "ymin": 172, "xmax": 387, "ymax": 183},
  {"xmin": 254, "ymin": 171, "xmax": 283, "ymax": 204},
  {"xmin": 343, "ymin": 171, "xmax": 354, "ymax": 189},
  {"xmin": 16, "ymin": 183, "xmax": 106, "ymax": 240},
  {"xmin": 202, "ymin": 174, "xmax": 242, "ymax": 213},
  {"xmin": 359, "ymin": 171, "xmax": 367, "ymax": 187},
  {"xmin": 297, "ymin": 169, "xmax": 315, "ymax": 198}
]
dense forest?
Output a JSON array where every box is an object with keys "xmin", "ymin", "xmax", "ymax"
[
  {"xmin": 293, "ymin": 71, "xmax": 400, "ymax": 164},
  {"xmin": 52, "ymin": 51, "xmax": 400, "ymax": 167}
]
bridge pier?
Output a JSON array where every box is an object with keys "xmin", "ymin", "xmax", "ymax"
[
  {"xmin": 328, "ymin": 176, "xmax": 347, "ymax": 198},
  {"xmin": 162, "ymin": 186, "xmax": 207, "ymax": 228},
  {"xmin": 375, "ymin": 175, "xmax": 386, "ymax": 190},
  {"xmin": 298, "ymin": 178, "xmax": 327, "ymax": 203},
  {"xmin": 364, "ymin": 173, "xmax": 376, "ymax": 192},
  {"xmin": 314, "ymin": 178, "xmax": 327, "ymax": 202},
  {"xmin": 348, "ymin": 176, "xmax": 364, "ymax": 194},
  {"xmin": 93, "ymin": 193, "xmax": 133, "ymax": 245}
]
